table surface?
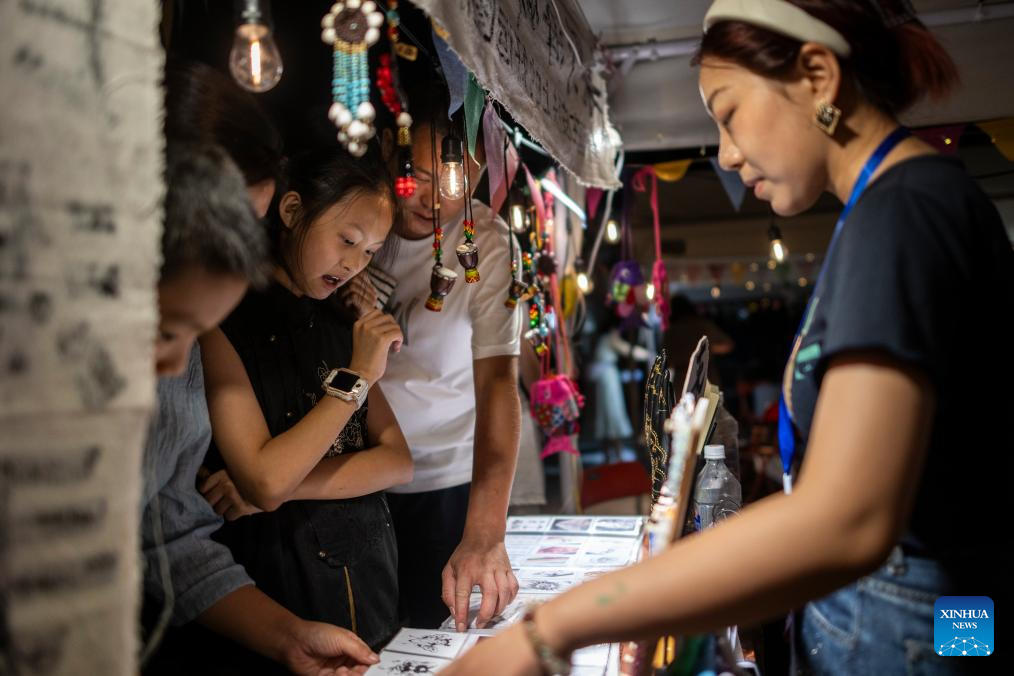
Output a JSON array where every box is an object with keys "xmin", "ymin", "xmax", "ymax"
[{"xmin": 366, "ymin": 515, "xmax": 646, "ymax": 674}]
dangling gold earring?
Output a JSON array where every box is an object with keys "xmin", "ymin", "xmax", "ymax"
[{"xmin": 814, "ymin": 100, "xmax": 842, "ymax": 136}]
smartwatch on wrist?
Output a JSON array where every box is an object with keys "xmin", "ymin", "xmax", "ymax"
[{"xmin": 322, "ymin": 368, "xmax": 369, "ymax": 409}]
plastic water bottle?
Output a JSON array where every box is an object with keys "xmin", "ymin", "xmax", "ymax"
[{"xmin": 694, "ymin": 444, "xmax": 742, "ymax": 531}]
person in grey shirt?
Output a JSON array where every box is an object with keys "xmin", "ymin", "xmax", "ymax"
[{"xmin": 141, "ymin": 343, "xmax": 251, "ymax": 626}]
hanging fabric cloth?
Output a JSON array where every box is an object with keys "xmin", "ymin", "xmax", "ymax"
[
  {"xmin": 606, "ymin": 177, "xmax": 643, "ymax": 326},
  {"xmin": 632, "ymin": 166, "xmax": 670, "ymax": 331}
]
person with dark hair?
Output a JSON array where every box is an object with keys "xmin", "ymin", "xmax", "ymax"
[
  {"xmin": 445, "ymin": 1, "xmax": 1011, "ymax": 673},
  {"xmin": 142, "ymin": 72, "xmax": 378, "ymax": 675},
  {"xmin": 164, "ymin": 60, "xmax": 284, "ymax": 217},
  {"xmin": 145, "ymin": 142, "xmax": 379, "ymax": 674},
  {"xmin": 154, "ymin": 142, "xmax": 267, "ymax": 376},
  {"xmin": 197, "ymin": 143, "xmax": 410, "ymax": 655},
  {"xmin": 372, "ymin": 78, "xmax": 523, "ymax": 632}
]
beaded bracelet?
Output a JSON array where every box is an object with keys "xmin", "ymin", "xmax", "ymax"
[{"xmin": 522, "ymin": 605, "xmax": 571, "ymax": 676}]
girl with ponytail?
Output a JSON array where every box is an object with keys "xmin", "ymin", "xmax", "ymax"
[{"xmin": 446, "ymin": 2, "xmax": 1012, "ymax": 673}]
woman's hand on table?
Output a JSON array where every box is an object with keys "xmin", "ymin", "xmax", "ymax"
[
  {"xmin": 441, "ymin": 624, "xmax": 540, "ymax": 676},
  {"xmin": 200, "ymin": 468, "xmax": 263, "ymax": 520}
]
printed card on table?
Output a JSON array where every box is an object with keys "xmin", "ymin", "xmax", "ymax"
[
  {"xmin": 504, "ymin": 533, "xmax": 543, "ymax": 562},
  {"xmin": 506, "ymin": 515, "xmax": 554, "ymax": 533},
  {"xmin": 382, "ymin": 628, "xmax": 469, "ymax": 660},
  {"xmin": 549, "ymin": 516, "xmax": 595, "ymax": 533},
  {"xmin": 516, "ymin": 567, "xmax": 583, "ymax": 594},
  {"xmin": 590, "ymin": 516, "xmax": 644, "ymax": 537},
  {"xmin": 573, "ymin": 538, "xmax": 639, "ymax": 568},
  {"xmin": 438, "ymin": 594, "xmax": 529, "ymax": 631},
  {"xmin": 366, "ymin": 651, "xmax": 451, "ymax": 674}
]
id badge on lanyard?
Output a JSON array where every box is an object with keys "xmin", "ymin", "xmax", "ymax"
[{"xmin": 777, "ymin": 127, "xmax": 911, "ymax": 494}]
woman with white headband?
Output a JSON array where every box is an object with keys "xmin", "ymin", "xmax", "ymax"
[{"xmin": 446, "ymin": 1, "xmax": 1011, "ymax": 673}]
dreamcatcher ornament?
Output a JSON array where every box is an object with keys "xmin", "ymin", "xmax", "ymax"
[
  {"xmin": 607, "ymin": 259, "xmax": 643, "ymax": 323},
  {"xmin": 321, "ymin": 0, "xmax": 384, "ymax": 157}
]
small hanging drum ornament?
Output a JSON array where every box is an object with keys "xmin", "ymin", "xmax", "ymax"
[
  {"xmin": 456, "ymin": 218, "xmax": 480, "ymax": 283},
  {"xmin": 504, "ymin": 279, "xmax": 528, "ymax": 310},
  {"xmin": 525, "ymin": 327, "xmax": 548, "ymax": 356},
  {"xmin": 521, "ymin": 251, "xmax": 538, "ymax": 299},
  {"xmin": 321, "ymin": 0, "xmax": 384, "ymax": 157},
  {"xmin": 504, "ymin": 219, "xmax": 526, "ymax": 309},
  {"xmin": 425, "ymin": 218, "xmax": 456, "ymax": 311},
  {"xmin": 425, "ymin": 265, "xmax": 458, "ymax": 312}
]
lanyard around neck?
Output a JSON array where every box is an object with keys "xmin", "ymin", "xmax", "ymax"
[{"xmin": 777, "ymin": 126, "xmax": 911, "ymax": 494}]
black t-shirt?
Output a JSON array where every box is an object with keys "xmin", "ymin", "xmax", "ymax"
[{"xmin": 785, "ymin": 156, "xmax": 1013, "ymax": 558}]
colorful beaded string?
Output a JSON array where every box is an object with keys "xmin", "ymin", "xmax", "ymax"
[
  {"xmin": 457, "ymin": 142, "xmax": 480, "ymax": 283},
  {"xmin": 376, "ymin": 1, "xmax": 416, "ymax": 198},
  {"xmin": 321, "ymin": 0, "xmax": 384, "ymax": 157}
]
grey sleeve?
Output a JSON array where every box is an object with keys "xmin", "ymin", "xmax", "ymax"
[
  {"xmin": 142, "ymin": 456, "xmax": 253, "ymax": 625},
  {"xmin": 141, "ymin": 356, "xmax": 253, "ymax": 625}
]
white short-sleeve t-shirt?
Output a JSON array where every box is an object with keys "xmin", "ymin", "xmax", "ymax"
[{"xmin": 380, "ymin": 200, "xmax": 521, "ymax": 493}]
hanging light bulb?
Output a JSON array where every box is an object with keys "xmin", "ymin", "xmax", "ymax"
[
  {"xmin": 768, "ymin": 223, "xmax": 788, "ymax": 263},
  {"xmin": 710, "ymin": 285, "xmax": 721, "ymax": 299},
  {"xmin": 575, "ymin": 259, "xmax": 591, "ymax": 294},
  {"xmin": 510, "ymin": 204, "xmax": 525, "ymax": 233},
  {"xmin": 439, "ymin": 134, "xmax": 465, "ymax": 200},
  {"xmin": 229, "ymin": 1, "xmax": 283, "ymax": 93},
  {"xmin": 605, "ymin": 219, "xmax": 620, "ymax": 244},
  {"xmin": 645, "ymin": 282, "xmax": 656, "ymax": 301}
]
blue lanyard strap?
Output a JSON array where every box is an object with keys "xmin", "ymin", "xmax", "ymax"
[{"xmin": 777, "ymin": 126, "xmax": 910, "ymax": 493}]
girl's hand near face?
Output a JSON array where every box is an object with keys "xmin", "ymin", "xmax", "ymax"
[
  {"xmin": 348, "ymin": 309, "xmax": 403, "ymax": 385},
  {"xmin": 339, "ymin": 271, "xmax": 379, "ymax": 318}
]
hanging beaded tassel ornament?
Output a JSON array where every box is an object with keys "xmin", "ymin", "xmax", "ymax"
[
  {"xmin": 376, "ymin": 2, "xmax": 416, "ymax": 198},
  {"xmin": 426, "ymin": 119, "xmax": 456, "ymax": 311},
  {"xmin": 504, "ymin": 192, "xmax": 530, "ymax": 309},
  {"xmin": 377, "ymin": 55, "xmax": 415, "ymax": 197},
  {"xmin": 504, "ymin": 256, "xmax": 527, "ymax": 310},
  {"xmin": 444, "ymin": 130, "xmax": 480, "ymax": 283},
  {"xmin": 522, "ymin": 235, "xmax": 548, "ymax": 354},
  {"xmin": 321, "ymin": 0, "xmax": 384, "ymax": 157}
]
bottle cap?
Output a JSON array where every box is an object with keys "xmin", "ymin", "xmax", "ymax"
[{"xmin": 704, "ymin": 444, "xmax": 726, "ymax": 460}]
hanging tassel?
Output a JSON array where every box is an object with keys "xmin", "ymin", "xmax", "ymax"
[{"xmin": 322, "ymin": 0, "xmax": 384, "ymax": 156}]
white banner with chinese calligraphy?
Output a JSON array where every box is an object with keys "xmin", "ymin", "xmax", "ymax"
[{"xmin": 414, "ymin": 0, "xmax": 622, "ymax": 188}]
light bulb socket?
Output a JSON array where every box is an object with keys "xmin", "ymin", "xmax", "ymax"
[
  {"xmin": 441, "ymin": 135, "xmax": 463, "ymax": 164},
  {"xmin": 767, "ymin": 224, "xmax": 782, "ymax": 243},
  {"xmin": 239, "ymin": 0, "xmax": 267, "ymax": 25}
]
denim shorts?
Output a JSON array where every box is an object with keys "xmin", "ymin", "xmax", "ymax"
[{"xmin": 793, "ymin": 547, "xmax": 991, "ymax": 675}]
